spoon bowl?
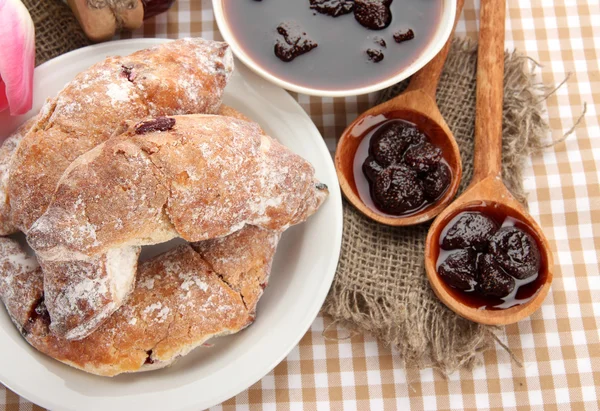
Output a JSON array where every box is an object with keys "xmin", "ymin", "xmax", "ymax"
[
  {"xmin": 424, "ymin": 0, "xmax": 553, "ymax": 325},
  {"xmin": 335, "ymin": 96, "xmax": 462, "ymax": 226},
  {"xmin": 425, "ymin": 176, "xmax": 553, "ymax": 325},
  {"xmin": 335, "ymin": 0, "xmax": 465, "ymax": 226}
]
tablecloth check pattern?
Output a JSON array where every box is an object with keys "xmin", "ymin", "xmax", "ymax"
[{"xmin": 1, "ymin": 1, "xmax": 598, "ymax": 410}]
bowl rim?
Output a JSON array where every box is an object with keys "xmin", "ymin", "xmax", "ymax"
[{"xmin": 212, "ymin": 0, "xmax": 457, "ymax": 97}]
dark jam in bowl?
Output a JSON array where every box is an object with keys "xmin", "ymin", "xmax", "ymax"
[
  {"xmin": 353, "ymin": 118, "xmax": 451, "ymax": 217},
  {"xmin": 222, "ymin": 0, "xmax": 443, "ymax": 90},
  {"xmin": 436, "ymin": 205, "xmax": 547, "ymax": 310}
]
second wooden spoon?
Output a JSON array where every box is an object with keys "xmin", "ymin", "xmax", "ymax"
[{"xmin": 424, "ymin": 0, "xmax": 553, "ymax": 325}]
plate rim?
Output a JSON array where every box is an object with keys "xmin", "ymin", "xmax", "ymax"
[{"xmin": 0, "ymin": 38, "xmax": 343, "ymax": 411}]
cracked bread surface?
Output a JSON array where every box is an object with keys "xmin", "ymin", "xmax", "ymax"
[{"xmin": 192, "ymin": 225, "xmax": 280, "ymax": 314}]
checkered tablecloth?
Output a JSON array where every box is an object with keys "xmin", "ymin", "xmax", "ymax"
[{"xmin": 2, "ymin": 0, "xmax": 599, "ymax": 409}]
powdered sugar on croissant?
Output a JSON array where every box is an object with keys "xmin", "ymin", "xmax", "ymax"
[
  {"xmin": 0, "ymin": 35, "xmax": 329, "ymax": 371},
  {"xmin": 7, "ymin": 38, "xmax": 234, "ymax": 233},
  {"xmin": 39, "ymin": 246, "xmax": 141, "ymax": 340},
  {"xmin": 0, "ymin": 235, "xmax": 43, "ymax": 333},
  {"xmin": 0, "ymin": 116, "xmax": 37, "ymax": 236},
  {"xmin": 28, "ymin": 114, "xmax": 328, "ymax": 260}
]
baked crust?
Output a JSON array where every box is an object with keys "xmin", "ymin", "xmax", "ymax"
[
  {"xmin": 192, "ymin": 225, "xmax": 281, "ymax": 313},
  {"xmin": 0, "ymin": 226, "xmax": 279, "ymax": 377},
  {"xmin": 1, "ymin": 39, "xmax": 235, "ymax": 340},
  {"xmin": 7, "ymin": 38, "xmax": 234, "ymax": 233},
  {"xmin": 216, "ymin": 105, "xmax": 254, "ymax": 124},
  {"xmin": 29, "ymin": 114, "xmax": 328, "ymax": 259},
  {"xmin": 25, "ymin": 113, "xmax": 326, "ymax": 339},
  {"xmin": 40, "ymin": 246, "xmax": 140, "ymax": 340},
  {"xmin": 0, "ymin": 37, "xmax": 328, "ymax": 376}
]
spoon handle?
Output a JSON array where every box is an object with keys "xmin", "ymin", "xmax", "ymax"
[
  {"xmin": 405, "ymin": 0, "xmax": 465, "ymax": 97},
  {"xmin": 471, "ymin": 0, "xmax": 506, "ymax": 183}
]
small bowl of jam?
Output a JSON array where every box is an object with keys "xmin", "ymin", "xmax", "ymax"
[
  {"xmin": 426, "ymin": 202, "xmax": 553, "ymax": 325},
  {"xmin": 213, "ymin": 0, "xmax": 458, "ymax": 97}
]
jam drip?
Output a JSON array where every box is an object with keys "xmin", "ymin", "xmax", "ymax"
[{"xmin": 145, "ymin": 350, "xmax": 155, "ymax": 364}]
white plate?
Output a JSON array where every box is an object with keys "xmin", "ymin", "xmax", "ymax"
[{"xmin": 0, "ymin": 39, "xmax": 343, "ymax": 411}]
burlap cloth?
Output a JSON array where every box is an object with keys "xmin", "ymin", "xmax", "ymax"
[
  {"xmin": 322, "ymin": 38, "xmax": 549, "ymax": 373},
  {"xmin": 23, "ymin": 0, "xmax": 91, "ymax": 66}
]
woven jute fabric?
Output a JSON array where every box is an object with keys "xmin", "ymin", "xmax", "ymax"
[
  {"xmin": 322, "ymin": 37, "xmax": 548, "ymax": 373},
  {"xmin": 23, "ymin": 0, "xmax": 91, "ymax": 67}
]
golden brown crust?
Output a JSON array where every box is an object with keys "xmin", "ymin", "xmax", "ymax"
[
  {"xmin": 25, "ymin": 112, "xmax": 326, "ymax": 341},
  {"xmin": 29, "ymin": 246, "xmax": 248, "ymax": 376},
  {"xmin": 8, "ymin": 38, "xmax": 234, "ymax": 233},
  {"xmin": 192, "ymin": 226, "xmax": 280, "ymax": 313},
  {"xmin": 28, "ymin": 114, "xmax": 328, "ymax": 259},
  {"xmin": 0, "ymin": 226, "xmax": 280, "ymax": 377},
  {"xmin": 0, "ymin": 38, "xmax": 328, "ymax": 376}
]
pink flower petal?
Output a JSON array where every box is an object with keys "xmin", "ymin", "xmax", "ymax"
[{"xmin": 0, "ymin": 0, "xmax": 35, "ymax": 116}]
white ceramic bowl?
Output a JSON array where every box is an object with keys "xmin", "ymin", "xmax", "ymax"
[{"xmin": 212, "ymin": 0, "xmax": 456, "ymax": 97}]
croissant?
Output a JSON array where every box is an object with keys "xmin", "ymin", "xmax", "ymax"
[
  {"xmin": 26, "ymin": 114, "xmax": 327, "ymax": 339},
  {"xmin": 0, "ymin": 226, "xmax": 279, "ymax": 377},
  {"xmin": 7, "ymin": 38, "xmax": 234, "ymax": 234},
  {"xmin": 15, "ymin": 106, "xmax": 253, "ymax": 341},
  {"xmin": 29, "ymin": 114, "xmax": 327, "ymax": 257}
]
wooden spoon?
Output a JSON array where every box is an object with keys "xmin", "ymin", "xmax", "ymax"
[
  {"xmin": 335, "ymin": 0, "xmax": 464, "ymax": 226},
  {"xmin": 424, "ymin": 0, "xmax": 553, "ymax": 325}
]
